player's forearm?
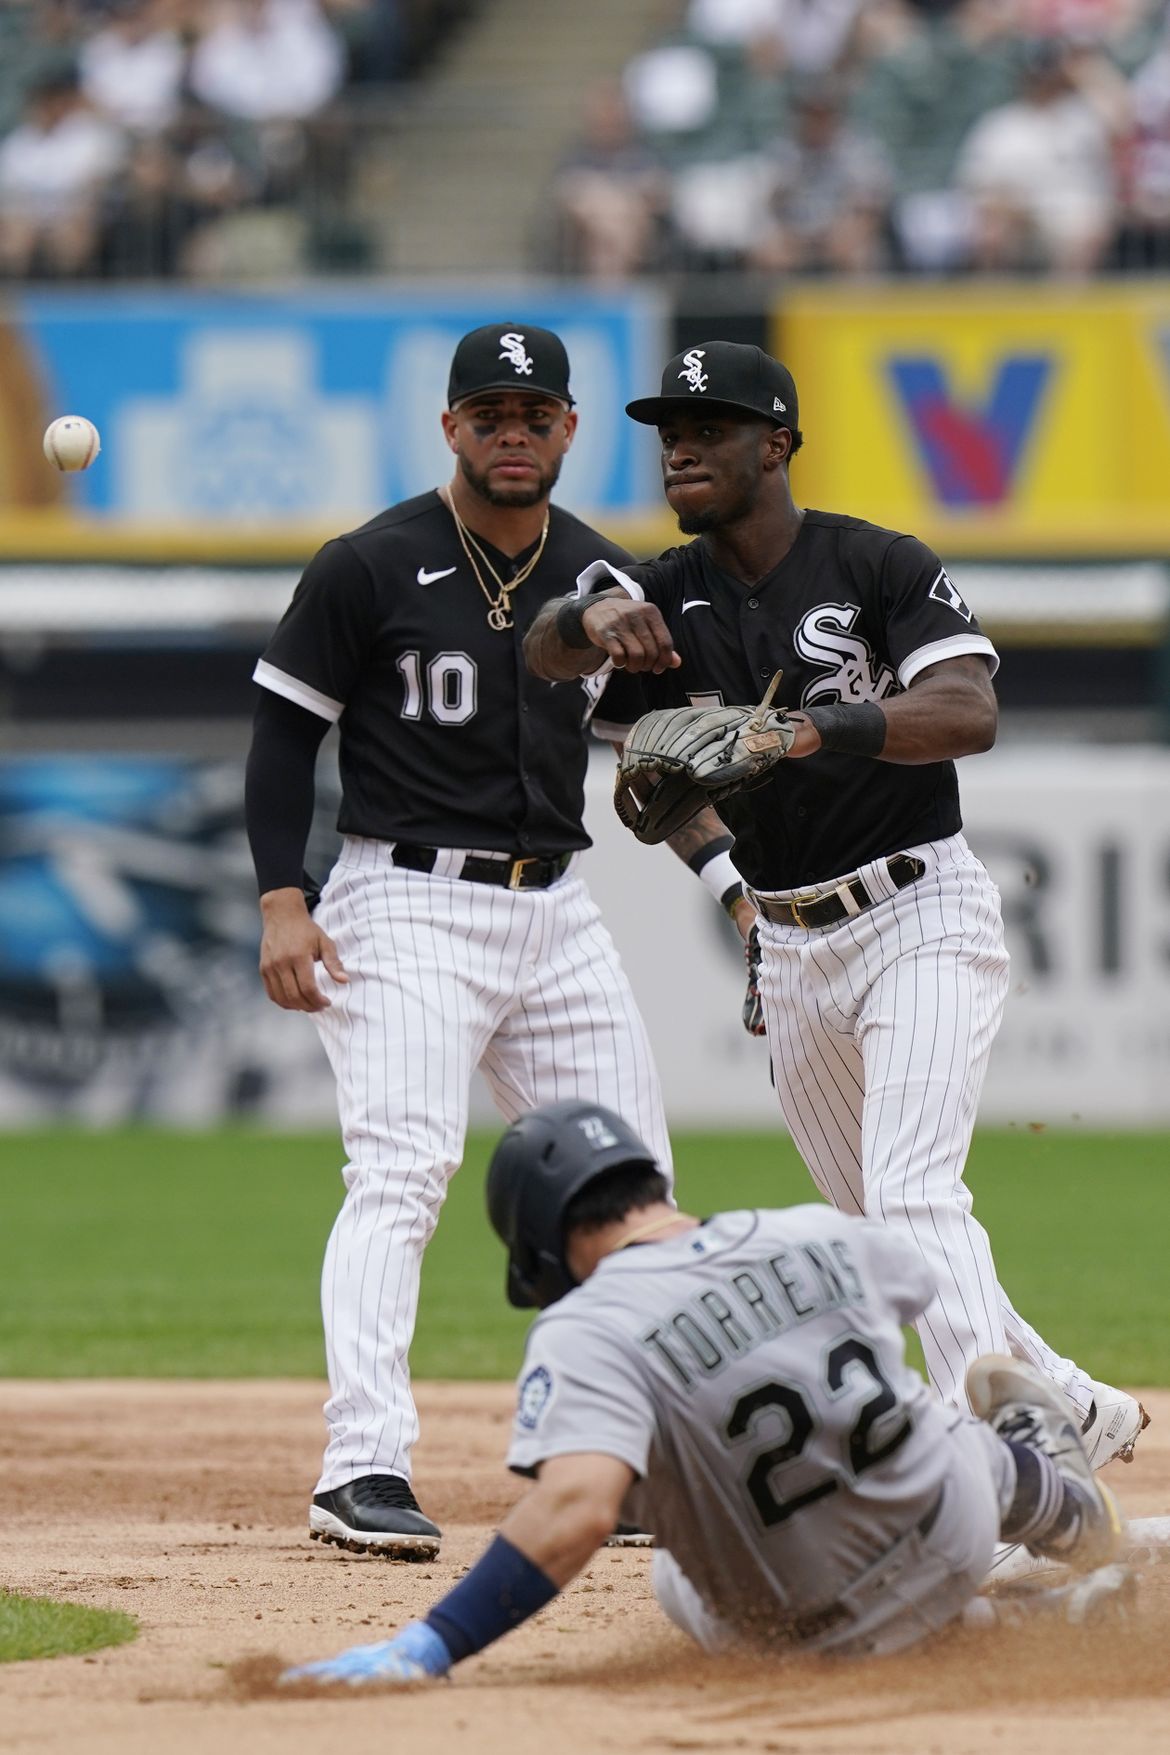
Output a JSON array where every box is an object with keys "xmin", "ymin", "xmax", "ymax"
[
  {"xmin": 665, "ymin": 809, "xmax": 749, "ymax": 924},
  {"xmin": 499, "ymin": 1469, "xmax": 625, "ymax": 1586},
  {"xmin": 523, "ymin": 594, "xmax": 609, "ymax": 680},
  {"xmin": 868, "ymin": 665, "xmax": 997, "ymax": 764},
  {"xmin": 244, "ymin": 691, "xmax": 327, "ymax": 893},
  {"xmin": 796, "ymin": 660, "xmax": 997, "ymax": 767}
]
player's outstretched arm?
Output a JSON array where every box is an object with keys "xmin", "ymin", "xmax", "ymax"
[
  {"xmin": 524, "ymin": 588, "xmax": 680, "ymax": 680},
  {"xmin": 790, "ymin": 655, "xmax": 997, "ymax": 767},
  {"xmin": 279, "ymin": 1453, "xmax": 634, "ymax": 1688}
]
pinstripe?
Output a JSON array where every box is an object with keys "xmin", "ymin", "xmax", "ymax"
[
  {"xmin": 310, "ymin": 850, "xmax": 669, "ymax": 1490},
  {"xmin": 760, "ymin": 836, "xmax": 1098, "ymax": 1413}
]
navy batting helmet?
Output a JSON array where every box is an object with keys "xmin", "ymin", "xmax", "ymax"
[{"xmin": 486, "ymin": 1099, "xmax": 660, "ymax": 1309}]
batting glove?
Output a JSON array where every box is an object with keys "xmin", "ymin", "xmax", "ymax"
[{"xmin": 280, "ymin": 1620, "xmax": 452, "ymax": 1687}]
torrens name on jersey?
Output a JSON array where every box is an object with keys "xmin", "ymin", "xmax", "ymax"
[
  {"xmin": 640, "ymin": 1240, "xmax": 865, "ymax": 1391},
  {"xmin": 795, "ymin": 603, "xmax": 898, "ymax": 707}
]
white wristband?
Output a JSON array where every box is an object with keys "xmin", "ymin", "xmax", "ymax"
[{"xmin": 697, "ymin": 849, "xmax": 743, "ymax": 912}]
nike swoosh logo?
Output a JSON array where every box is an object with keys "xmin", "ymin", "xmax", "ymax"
[
  {"xmin": 681, "ymin": 599, "xmax": 711, "ymax": 613},
  {"xmin": 417, "ymin": 566, "xmax": 457, "ymax": 585}
]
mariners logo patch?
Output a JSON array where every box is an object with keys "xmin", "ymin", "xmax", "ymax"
[
  {"xmin": 928, "ymin": 568, "xmax": 974, "ymax": 623},
  {"xmin": 499, "ymin": 332, "xmax": 534, "ymax": 377},
  {"xmin": 517, "ymin": 1365, "xmax": 554, "ymax": 1430}
]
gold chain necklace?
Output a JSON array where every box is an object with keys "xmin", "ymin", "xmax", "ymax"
[{"xmin": 439, "ymin": 485, "xmax": 550, "ymax": 631}]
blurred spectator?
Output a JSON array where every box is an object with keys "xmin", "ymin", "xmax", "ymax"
[
  {"xmin": 1114, "ymin": 17, "xmax": 1170, "ymax": 263},
  {"xmin": 688, "ymin": 0, "xmax": 866, "ymax": 73},
  {"xmin": 624, "ymin": 40, "xmax": 722, "ymax": 142},
  {"xmin": 551, "ymin": 80, "xmax": 667, "ymax": 280},
  {"xmin": 323, "ymin": 0, "xmax": 404, "ymax": 83},
  {"xmin": 853, "ymin": 0, "xmax": 1022, "ymax": 271},
  {"xmin": 750, "ymin": 80, "xmax": 893, "ymax": 272},
  {"xmin": 0, "ymin": 0, "xmax": 86, "ymax": 137},
  {"xmin": 79, "ymin": 0, "xmax": 185, "ymax": 135},
  {"xmin": 189, "ymin": 0, "xmax": 345, "ymax": 121},
  {"xmin": 0, "ymin": 67, "xmax": 124, "ymax": 277},
  {"xmin": 956, "ymin": 36, "xmax": 1129, "ymax": 272}
]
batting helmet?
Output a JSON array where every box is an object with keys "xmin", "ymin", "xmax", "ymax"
[{"xmin": 486, "ymin": 1099, "xmax": 660, "ymax": 1309}]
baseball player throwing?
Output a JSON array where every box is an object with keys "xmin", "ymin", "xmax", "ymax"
[
  {"xmin": 281, "ymin": 1100, "xmax": 1128, "ymax": 1687},
  {"xmin": 525, "ymin": 341, "xmax": 1147, "ymax": 1470},
  {"xmin": 245, "ymin": 324, "xmax": 745, "ymax": 1560}
]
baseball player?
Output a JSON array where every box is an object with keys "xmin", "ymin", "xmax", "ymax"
[
  {"xmin": 244, "ymin": 324, "xmax": 740, "ymax": 1561},
  {"xmin": 280, "ymin": 1100, "xmax": 1127, "ymax": 1688},
  {"xmin": 524, "ymin": 341, "xmax": 1147, "ymax": 1471}
]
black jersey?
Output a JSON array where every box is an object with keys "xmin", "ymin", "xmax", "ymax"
[
  {"xmin": 583, "ymin": 511, "xmax": 998, "ymax": 890},
  {"xmin": 256, "ymin": 491, "xmax": 643, "ymax": 856}
]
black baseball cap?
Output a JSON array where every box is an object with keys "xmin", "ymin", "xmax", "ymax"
[
  {"xmin": 626, "ymin": 341, "xmax": 798, "ymax": 431},
  {"xmin": 447, "ymin": 322, "xmax": 575, "ymax": 407}
]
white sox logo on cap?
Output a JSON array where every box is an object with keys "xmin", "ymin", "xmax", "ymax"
[
  {"xmin": 679, "ymin": 349, "xmax": 708, "ymax": 393},
  {"xmin": 499, "ymin": 332, "xmax": 534, "ymax": 376}
]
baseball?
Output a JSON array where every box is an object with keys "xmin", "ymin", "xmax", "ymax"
[{"xmin": 43, "ymin": 415, "xmax": 101, "ymax": 472}]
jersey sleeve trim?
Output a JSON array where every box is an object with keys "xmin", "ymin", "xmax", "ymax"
[
  {"xmin": 898, "ymin": 634, "xmax": 999, "ymax": 689},
  {"xmin": 506, "ymin": 1437, "xmax": 647, "ymax": 1480},
  {"xmin": 253, "ymin": 658, "xmax": 344, "ymax": 723},
  {"xmin": 591, "ymin": 717, "xmax": 636, "ymax": 743},
  {"xmin": 576, "ymin": 558, "xmax": 645, "ymax": 602}
]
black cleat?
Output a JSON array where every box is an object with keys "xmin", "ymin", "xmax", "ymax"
[{"xmin": 310, "ymin": 1474, "xmax": 441, "ymax": 1560}]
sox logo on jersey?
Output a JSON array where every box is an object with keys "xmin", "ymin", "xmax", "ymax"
[{"xmin": 794, "ymin": 603, "xmax": 898, "ymax": 705}]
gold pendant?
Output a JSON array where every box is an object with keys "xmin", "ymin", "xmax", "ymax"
[{"xmin": 487, "ymin": 603, "xmax": 512, "ymax": 631}]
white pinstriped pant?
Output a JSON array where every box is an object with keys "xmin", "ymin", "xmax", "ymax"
[
  {"xmin": 309, "ymin": 837, "xmax": 672, "ymax": 1492},
  {"xmin": 755, "ymin": 833, "xmax": 1095, "ymax": 1416}
]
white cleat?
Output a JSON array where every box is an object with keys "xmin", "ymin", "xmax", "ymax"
[
  {"xmin": 966, "ymin": 1563, "xmax": 1137, "ymax": 1630},
  {"xmin": 1080, "ymin": 1382, "xmax": 1150, "ymax": 1470},
  {"xmin": 968, "ymin": 1354, "xmax": 1125, "ymax": 1573}
]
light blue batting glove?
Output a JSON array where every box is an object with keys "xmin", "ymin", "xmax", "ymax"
[{"xmin": 280, "ymin": 1620, "xmax": 452, "ymax": 1687}]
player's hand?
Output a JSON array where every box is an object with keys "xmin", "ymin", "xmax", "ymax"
[
  {"xmin": 280, "ymin": 1622, "xmax": 451, "ymax": 1688},
  {"xmin": 580, "ymin": 598, "xmax": 681, "ymax": 674},
  {"xmin": 777, "ymin": 711, "xmax": 823, "ymax": 759},
  {"xmin": 258, "ymin": 888, "xmax": 348, "ymax": 1012}
]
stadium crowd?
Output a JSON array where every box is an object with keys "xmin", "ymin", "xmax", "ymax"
[
  {"xmin": 0, "ymin": 0, "xmax": 469, "ymax": 280},
  {"xmin": 551, "ymin": 0, "xmax": 1170, "ymax": 279}
]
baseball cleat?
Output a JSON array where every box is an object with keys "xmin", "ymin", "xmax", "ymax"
[
  {"xmin": 967, "ymin": 1563, "xmax": 1137, "ymax": 1630},
  {"xmin": 604, "ymin": 1523, "xmax": 654, "ymax": 1548},
  {"xmin": 310, "ymin": 1475, "xmax": 441, "ymax": 1560},
  {"xmin": 1080, "ymin": 1382, "xmax": 1150, "ymax": 1469},
  {"xmin": 968, "ymin": 1354, "xmax": 1124, "ymax": 1573}
]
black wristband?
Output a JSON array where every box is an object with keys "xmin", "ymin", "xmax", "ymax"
[
  {"xmin": 720, "ymin": 881, "xmax": 745, "ymax": 914},
  {"xmin": 554, "ymin": 595, "xmax": 597, "ymax": 651},
  {"xmin": 685, "ymin": 834, "xmax": 735, "ymax": 876},
  {"xmin": 804, "ymin": 701, "xmax": 887, "ymax": 757}
]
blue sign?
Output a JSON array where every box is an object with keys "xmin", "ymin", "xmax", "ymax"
[{"xmin": 18, "ymin": 287, "xmax": 663, "ymax": 521}]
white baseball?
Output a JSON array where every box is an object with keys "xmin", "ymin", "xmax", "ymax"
[{"xmin": 43, "ymin": 416, "xmax": 101, "ymax": 473}]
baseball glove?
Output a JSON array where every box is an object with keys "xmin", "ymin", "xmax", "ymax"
[
  {"xmin": 742, "ymin": 923, "xmax": 766, "ymax": 1036},
  {"xmin": 614, "ymin": 677, "xmax": 795, "ymax": 845}
]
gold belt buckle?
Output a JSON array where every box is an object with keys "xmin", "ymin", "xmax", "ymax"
[
  {"xmin": 787, "ymin": 888, "xmax": 821, "ymax": 928},
  {"xmin": 508, "ymin": 856, "xmax": 537, "ymax": 890}
]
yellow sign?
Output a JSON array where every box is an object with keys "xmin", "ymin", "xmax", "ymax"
[{"xmin": 775, "ymin": 284, "xmax": 1170, "ymax": 555}]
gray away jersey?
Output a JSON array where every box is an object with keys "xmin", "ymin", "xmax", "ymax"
[{"xmin": 507, "ymin": 1206, "xmax": 965, "ymax": 1644}]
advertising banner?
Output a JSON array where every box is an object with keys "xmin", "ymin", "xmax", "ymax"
[
  {"xmin": 2, "ymin": 746, "xmax": 1168, "ymax": 1129},
  {"xmin": 777, "ymin": 284, "xmax": 1170, "ymax": 553},
  {"xmin": 1, "ymin": 287, "xmax": 662, "ymax": 524}
]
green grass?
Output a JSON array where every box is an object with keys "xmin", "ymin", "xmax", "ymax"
[
  {"xmin": 0, "ymin": 1591, "xmax": 137, "ymax": 1663},
  {"xmin": 0, "ymin": 1127, "xmax": 1165, "ymax": 1383}
]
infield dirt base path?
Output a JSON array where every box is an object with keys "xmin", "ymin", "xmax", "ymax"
[{"xmin": 1, "ymin": 1381, "xmax": 1168, "ymax": 1755}]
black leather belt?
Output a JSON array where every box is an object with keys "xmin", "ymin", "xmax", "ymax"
[
  {"xmin": 751, "ymin": 853, "xmax": 926, "ymax": 930},
  {"xmin": 391, "ymin": 843, "xmax": 572, "ymax": 890}
]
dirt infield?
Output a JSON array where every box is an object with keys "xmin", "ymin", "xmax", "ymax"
[{"xmin": 0, "ymin": 1381, "xmax": 1168, "ymax": 1755}]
